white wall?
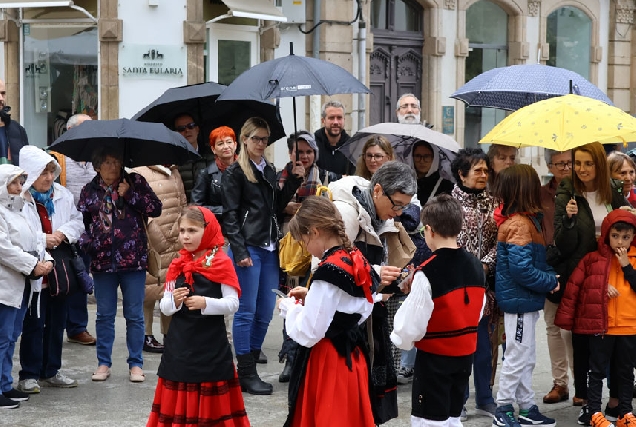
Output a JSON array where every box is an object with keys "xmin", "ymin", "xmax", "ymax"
[{"xmin": 118, "ymin": 0, "xmax": 188, "ymax": 119}]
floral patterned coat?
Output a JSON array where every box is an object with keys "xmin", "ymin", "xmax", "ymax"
[{"xmin": 78, "ymin": 172, "xmax": 162, "ymax": 273}]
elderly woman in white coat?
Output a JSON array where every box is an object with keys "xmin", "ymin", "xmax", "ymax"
[
  {"xmin": 0, "ymin": 164, "xmax": 53, "ymax": 409},
  {"xmin": 16, "ymin": 146, "xmax": 85, "ymax": 394}
]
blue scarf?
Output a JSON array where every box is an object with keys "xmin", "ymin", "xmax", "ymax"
[{"xmin": 29, "ymin": 186, "xmax": 55, "ymax": 216}]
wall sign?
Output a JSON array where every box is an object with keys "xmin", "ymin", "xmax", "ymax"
[
  {"xmin": 442, "ymin": 106, "xmax": 455, "ymax": 135},
  {"xmin": 120, "ymin": 44, "xmax": 185, "ymax": 79}
]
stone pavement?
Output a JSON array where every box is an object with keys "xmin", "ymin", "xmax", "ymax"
[{"xmin": 2, "ymin": 302, "xmax": 614, "ymax": 426}]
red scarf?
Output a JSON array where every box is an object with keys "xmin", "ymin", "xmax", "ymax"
[
  {"xmin": 216, "ymin": 155, "xmax": 237, "ymax": 173},
  {"xmin": 165, "ymin": 207, "xmax": 240, "ymax": 296},
  {"xmin": 320, "ymin": 247, "xmax": 374, "ymax": 303}
]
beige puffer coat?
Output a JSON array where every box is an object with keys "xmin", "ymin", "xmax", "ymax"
[{"xmin": 131, "ymin": 166, "xmax": 187, "ymax": 299}]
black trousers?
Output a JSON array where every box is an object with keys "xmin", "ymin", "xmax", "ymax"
[
  {"xmin": 572, "ymin": 333, "xmax": 620, "ymax": 401},
  {"xmin": 588, "ymin": 335, "xmax": 636, "ymax": 416},
  {"xmin": 412, "ymin": 350, "xmax": 473, "ymax": 422}
]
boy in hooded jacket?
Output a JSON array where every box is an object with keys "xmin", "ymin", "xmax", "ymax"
[{"xmin": 555, "ymin": 208, "xmax": 636, "ymax": 427}]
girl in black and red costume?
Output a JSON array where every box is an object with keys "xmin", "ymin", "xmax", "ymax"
[
  {"xmin": 147, "ymin": 206, "xmax": 249, "ymax": 427},
  {"xmin": 279, "ymin": 196, "xmax": 376, "ymax": 427}
]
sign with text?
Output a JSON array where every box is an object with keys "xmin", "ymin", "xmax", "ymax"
[
  {"xmin": 120, "ymin": 44, "xmax": 186, "ymax": 79},
  {"xmin": 442, "ymin": 106, "xmax": 455, "ymax": 135}
]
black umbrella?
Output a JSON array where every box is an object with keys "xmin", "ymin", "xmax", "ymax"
[
  {"xmin": 217, "ymin": 43, "xmax": 370, "ymax": 158},
  {"xmin": 49, "ymin": 118, "xmax": 201, "ymax": 168},
  {"xmin": 131, "ymin": 81, "xmax": 286, "ymax": 143}
]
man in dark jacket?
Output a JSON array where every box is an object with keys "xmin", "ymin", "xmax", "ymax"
[
  {"xmin": 0, "ymin": 80, "xmax": 29, "ymax": 165},
  {"xmin": 314, "ymin": 100, "xmax": 355, "ymax": 175},
  {"xmin": 174, "ymin": 113, "xmax": 214, "ymax": 202}
]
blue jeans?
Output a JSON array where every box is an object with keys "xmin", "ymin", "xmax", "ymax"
[
  {"xmin": 93, "ymin": 271, "xmax": 146, "ymax": 369},
  {"xmin": 19, "ymin": 289, "xmax": 68, "ymax": 380},
  {"xmin": 229, "ymin": 246, "xmax": 278, "ymax": 356},
  {"xmin": 464, "ymin": 315, "xmax": 495, "ymax": 407},
  {"xmin": 0, "ymin": 282, "xmax": 29, "ymax": 392},
  {"xmin": 65, "ymin": 251, "xmax": 91, "ymax": 337},
  {"xmin": 400, "ymin": 347, "xmax": 416, "ymax": 370}
]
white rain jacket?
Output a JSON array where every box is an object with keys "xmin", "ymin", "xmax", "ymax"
[
  {"xmin": 0, "ymin": 164, "xmax": 46, "ymax": 308},
  {"xmin": 19, "ymin": 146, "xmax": 85, "ymax": 293}
]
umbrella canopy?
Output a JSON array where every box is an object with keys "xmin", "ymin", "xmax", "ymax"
[
  {"xmin": 339, "ymin": 123, "xmax": 460, "ymax": 182},
  {"xmin": 216, "ymin": 53, "xmax": 370, "ymax": 102},
  {"xmin": 49, "ymin": 119, "xmax": 201, "ymax": 168},
  {"xmin": 452, "ymin": 64, "xmax": 612, "ymax": 111},
  {"xmin": 479, "ymin": 94, "xmax": 636, "ymax": 151},
  {"xmin": 131, "ymin": 82, "xmax": 286, "ymax": 143}
]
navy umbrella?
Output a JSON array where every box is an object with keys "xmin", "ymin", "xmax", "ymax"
[
  {"xmin": 131, "ymin": 81, "xmax": 286, "ymax": 143},
  {"xmin": 451, "ymin": 64, "xmax": 612, "ymax": 111},
  {"xmin": 49, "ymin": 118, "xmax": 200, "ymax": 168}
]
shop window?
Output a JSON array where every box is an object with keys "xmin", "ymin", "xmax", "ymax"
[
  {"xmin": 23, "ymin": 24, "xmax": 98, "ymax": 148},
  {"xmin": 464, "ymin": 0, "xmax": 508, "ymax": 148},
  {"xmin": 546, "ymin": 6, "xmax": 591, "ymax": 80}
]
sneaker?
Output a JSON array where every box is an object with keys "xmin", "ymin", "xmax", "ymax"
[
  {"xmin": 579, "ymin": 405, "xmax": 592, "ymax": 426},
  {"xmin": 591, "ymin": 412, "xmax": 615, "ymax": 427},
  {"xmin": 16, "ymin": 379, "xmax": 40, "ymax": 394},
  {"xmin": 2, "ymin": 388, "xmax": 29, "ymax": 402},
  {"xmin": 460, "ymin": 406, "xmax": 467, "ymax": 422},
  {"xmin": 616, "ymin": 413, "xmax": 636, "ymax": 427},
  {"xmin": 605, "ymin": 404, "xmax": 619, "ymax": 422},
  {"xmin": 143, "ymin": 335, "xmax": 164, "ymax": 353},
  {"xmin": 518, "ymin": 405, "xmax": 556, "ymax": 427},
  {"xmin": 493, "ymin": 405, "xmax": 521, "ymax": 427},
  {"xmin": 0, "ymin": 395, "xmax": 19, "ymax": 409},
  {"xmin": 476, "ymin": 402, "xmax": 498, "ymax": 418},
  {"xmin": 41, "ymin": 372, "xmax": 78, "ymax": 388},
  {"xmin": 397, "ymin": 367, "xmax": 414, "ymax": 385}
]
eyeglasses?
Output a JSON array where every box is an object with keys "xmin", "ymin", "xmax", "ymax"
[
  {"xmin": 413, "ymin": 154, "xmax": 433, "ymax": 162},
  {"xmin": 384, "ymin": 191, "xmax": 409, "ymax": 211},
  {"xmin": 399, "ymin": 103, "xmax": 420, "ymax": 110},
  {"xmin": 550, "ymin": 161, "xmax": 572, "ymax": 171},
  {"xmin": 365, "ymin": 153, "xmax": 386, "ymax": 161},
  {"xmin": 175, "ymin": 122, "xmax": 197, "ymax": 132},
  {"xmin": 250, "ymin": 135, "xmax": 270, "ymax": 145}
]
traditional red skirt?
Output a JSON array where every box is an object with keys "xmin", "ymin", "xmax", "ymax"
[
  {"xmin": 147, "ymin": 372, "xmax": 249, "ymax": 427},
  {"xmin": 291, "ymin": 338, "xmax": 375, "ymax": 427}
]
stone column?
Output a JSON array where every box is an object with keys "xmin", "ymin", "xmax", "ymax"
[
  {"xmin": 185, "ymin": 0, "xmax": 205, "ymax": 85},
  {"xmin": 99, "ymin": 0, "xmax": 122, "ymax": 120},
  {"xmin": 1, "ymin": 10, "xmax": 21, "ymax": 121},
  {"xmin": 609, "ymin": 0, "xmax": 633, "ymax": 112}
]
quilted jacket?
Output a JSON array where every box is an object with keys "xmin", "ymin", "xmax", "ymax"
[{"xmin": 554, "ymin": 209, "xmax": 636, "ymax": 335}]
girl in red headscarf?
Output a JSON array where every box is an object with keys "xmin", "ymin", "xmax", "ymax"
[{"xmin": 147, "ymin": 206, "xmax": 249, "ymax": 427}]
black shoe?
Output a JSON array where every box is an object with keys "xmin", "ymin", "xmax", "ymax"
[
  {"xmin": 143, "ymin": 335, "xmax": 164, "ymax": 353},
  {"xmin": 604, "ymin": 403, "xmax": 619, "ymax": 422},
  {"xmin": 2, "ymin": 389, "xmax": 28, "ymax": 402},
  {"xmin": 252, "ymin": 349, "xmax": 267, "ymax": 364},
  {"xmin": 279, "ymin": 359, "xmax": 292, "ymax": 383},
  {"xmin": 236, "ymin": 353, "xmax": 273, "ymax": 395},
  {"xmin": 0, "ymin": 395, "xmax": 20, "ymax": 409},
  {"xmin": 577, "ymin": 405, "xmax": 591, "ymax": 426}
]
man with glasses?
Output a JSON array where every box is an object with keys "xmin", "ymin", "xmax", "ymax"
[
  {"xmin": 314, "ymin": 100, "xmax": 355, "ymax": 175},
  {"xmin": 173, "ymin": 113, "xmax": 214, "ymax": 202},
  {"xmin": 540, "ymin": 148, "xmax": 574, "ymax": 405},
  {"xmin": 396, "ymin": 93, "xmax": 422, "ymax": 124}
]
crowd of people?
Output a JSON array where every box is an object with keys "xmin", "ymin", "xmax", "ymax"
[{"xmin": 0, "ymin": 84, "xmax": 635, "ymax": 427}]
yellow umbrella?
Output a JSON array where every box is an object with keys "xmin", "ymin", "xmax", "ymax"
[{"xmin": 479, "ymin": 94, "xmax": 636, "ymax": 151}]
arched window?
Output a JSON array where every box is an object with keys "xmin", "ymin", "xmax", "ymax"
[
  {"xmin": 546, "ymin": 7, "xmax": 592, "ymax": 80},
  {"xmin": 464, "ymin": 0, "xmax": 508, "ymax": 148}
]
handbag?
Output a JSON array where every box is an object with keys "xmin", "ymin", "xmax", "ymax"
[
  {"xmin": 69, "ymin": 244, "xmax": 94, "ymax": 294},
  {"xmin": 385, "ymin": 222, "xmax": 417, "ymax": 269},
  {"xmin": 48, "ymin": 242, "xmax": 80, "ymax": 297}
]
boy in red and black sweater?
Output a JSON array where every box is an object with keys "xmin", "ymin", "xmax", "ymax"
[{"xmin": 391, "ymin": 194, "xmax": 487, "ymax": 426}]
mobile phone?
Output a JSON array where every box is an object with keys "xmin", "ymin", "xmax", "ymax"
[{"xmin": 271, "ymin": 288, "xmax": 287, "ymax": 298}]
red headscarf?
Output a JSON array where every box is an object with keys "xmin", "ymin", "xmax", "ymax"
[{"xmin": 165, "ymin": 206, "xmax": 240, "ymax": 296}]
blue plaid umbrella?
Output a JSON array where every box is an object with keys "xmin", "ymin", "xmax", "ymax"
[{"xmin": 451, "ymin": 64, "xmax": 612, "ymax": 111}]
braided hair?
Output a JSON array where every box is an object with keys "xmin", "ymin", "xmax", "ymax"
[{"xmin": 288, "ymin": 196, "xmax": 353, "ymax": 252}]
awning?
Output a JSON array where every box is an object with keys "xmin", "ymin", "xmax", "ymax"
[
  {"xmin": 220, "ymin": 0, "xmax": 287, "ymax": 22},
  {"xmin": 0, "ymin": 1, "xmax": 73, "ymax": 7}
]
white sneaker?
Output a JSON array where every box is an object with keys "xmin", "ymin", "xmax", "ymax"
[
  {"xmin": 460, "ymin": 406, "xmax": 468, "ymax": 422},
  {"xmin": 17, "ymin": 378, "xmax": 40, "ymax": 394},
  {"xmin": 41, "ymin": 372, "xmax": 77, "ymax": 388}
]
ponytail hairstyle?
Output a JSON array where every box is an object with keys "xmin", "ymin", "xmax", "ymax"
[
  {"xmin": 237, "ymin": 117, "xmax": 270, "ymax": 183},
  {"xmin": 288, "ymin": 196, "xmax": 353, "ymax": 252}
]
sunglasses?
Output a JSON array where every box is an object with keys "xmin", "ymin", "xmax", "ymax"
[{"xmin": 175, "ymin": 122, "xmax": 197, "ymax": 132}]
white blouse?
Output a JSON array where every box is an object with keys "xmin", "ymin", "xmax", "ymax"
[
  {"xmin": 160, "ymin": 284, "xmax": 239, "ymax": 316},
  {"xmin": 279, "ymin": 279, "xmax": 374, "ymax": 348}
]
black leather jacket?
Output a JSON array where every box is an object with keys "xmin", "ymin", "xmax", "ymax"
[
  {"xmin": 221, "ymin": 161, "xmax": 302, "ymax": 263},
  {"xmin": 192, "ymin": 161, "xmax": 224, "ymax": 219}
]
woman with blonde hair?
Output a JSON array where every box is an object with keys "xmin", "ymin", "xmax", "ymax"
[
  {"xmin": 355, "ymin": 135, "xmax": 394, "ymax": 180},
  {"xmin": 607, "ymin": 151, "xmax": 636, "ymax": 207},
  {"xmin": 221, "ymin": 117, "xmax": 304, "ymax": 395}
]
